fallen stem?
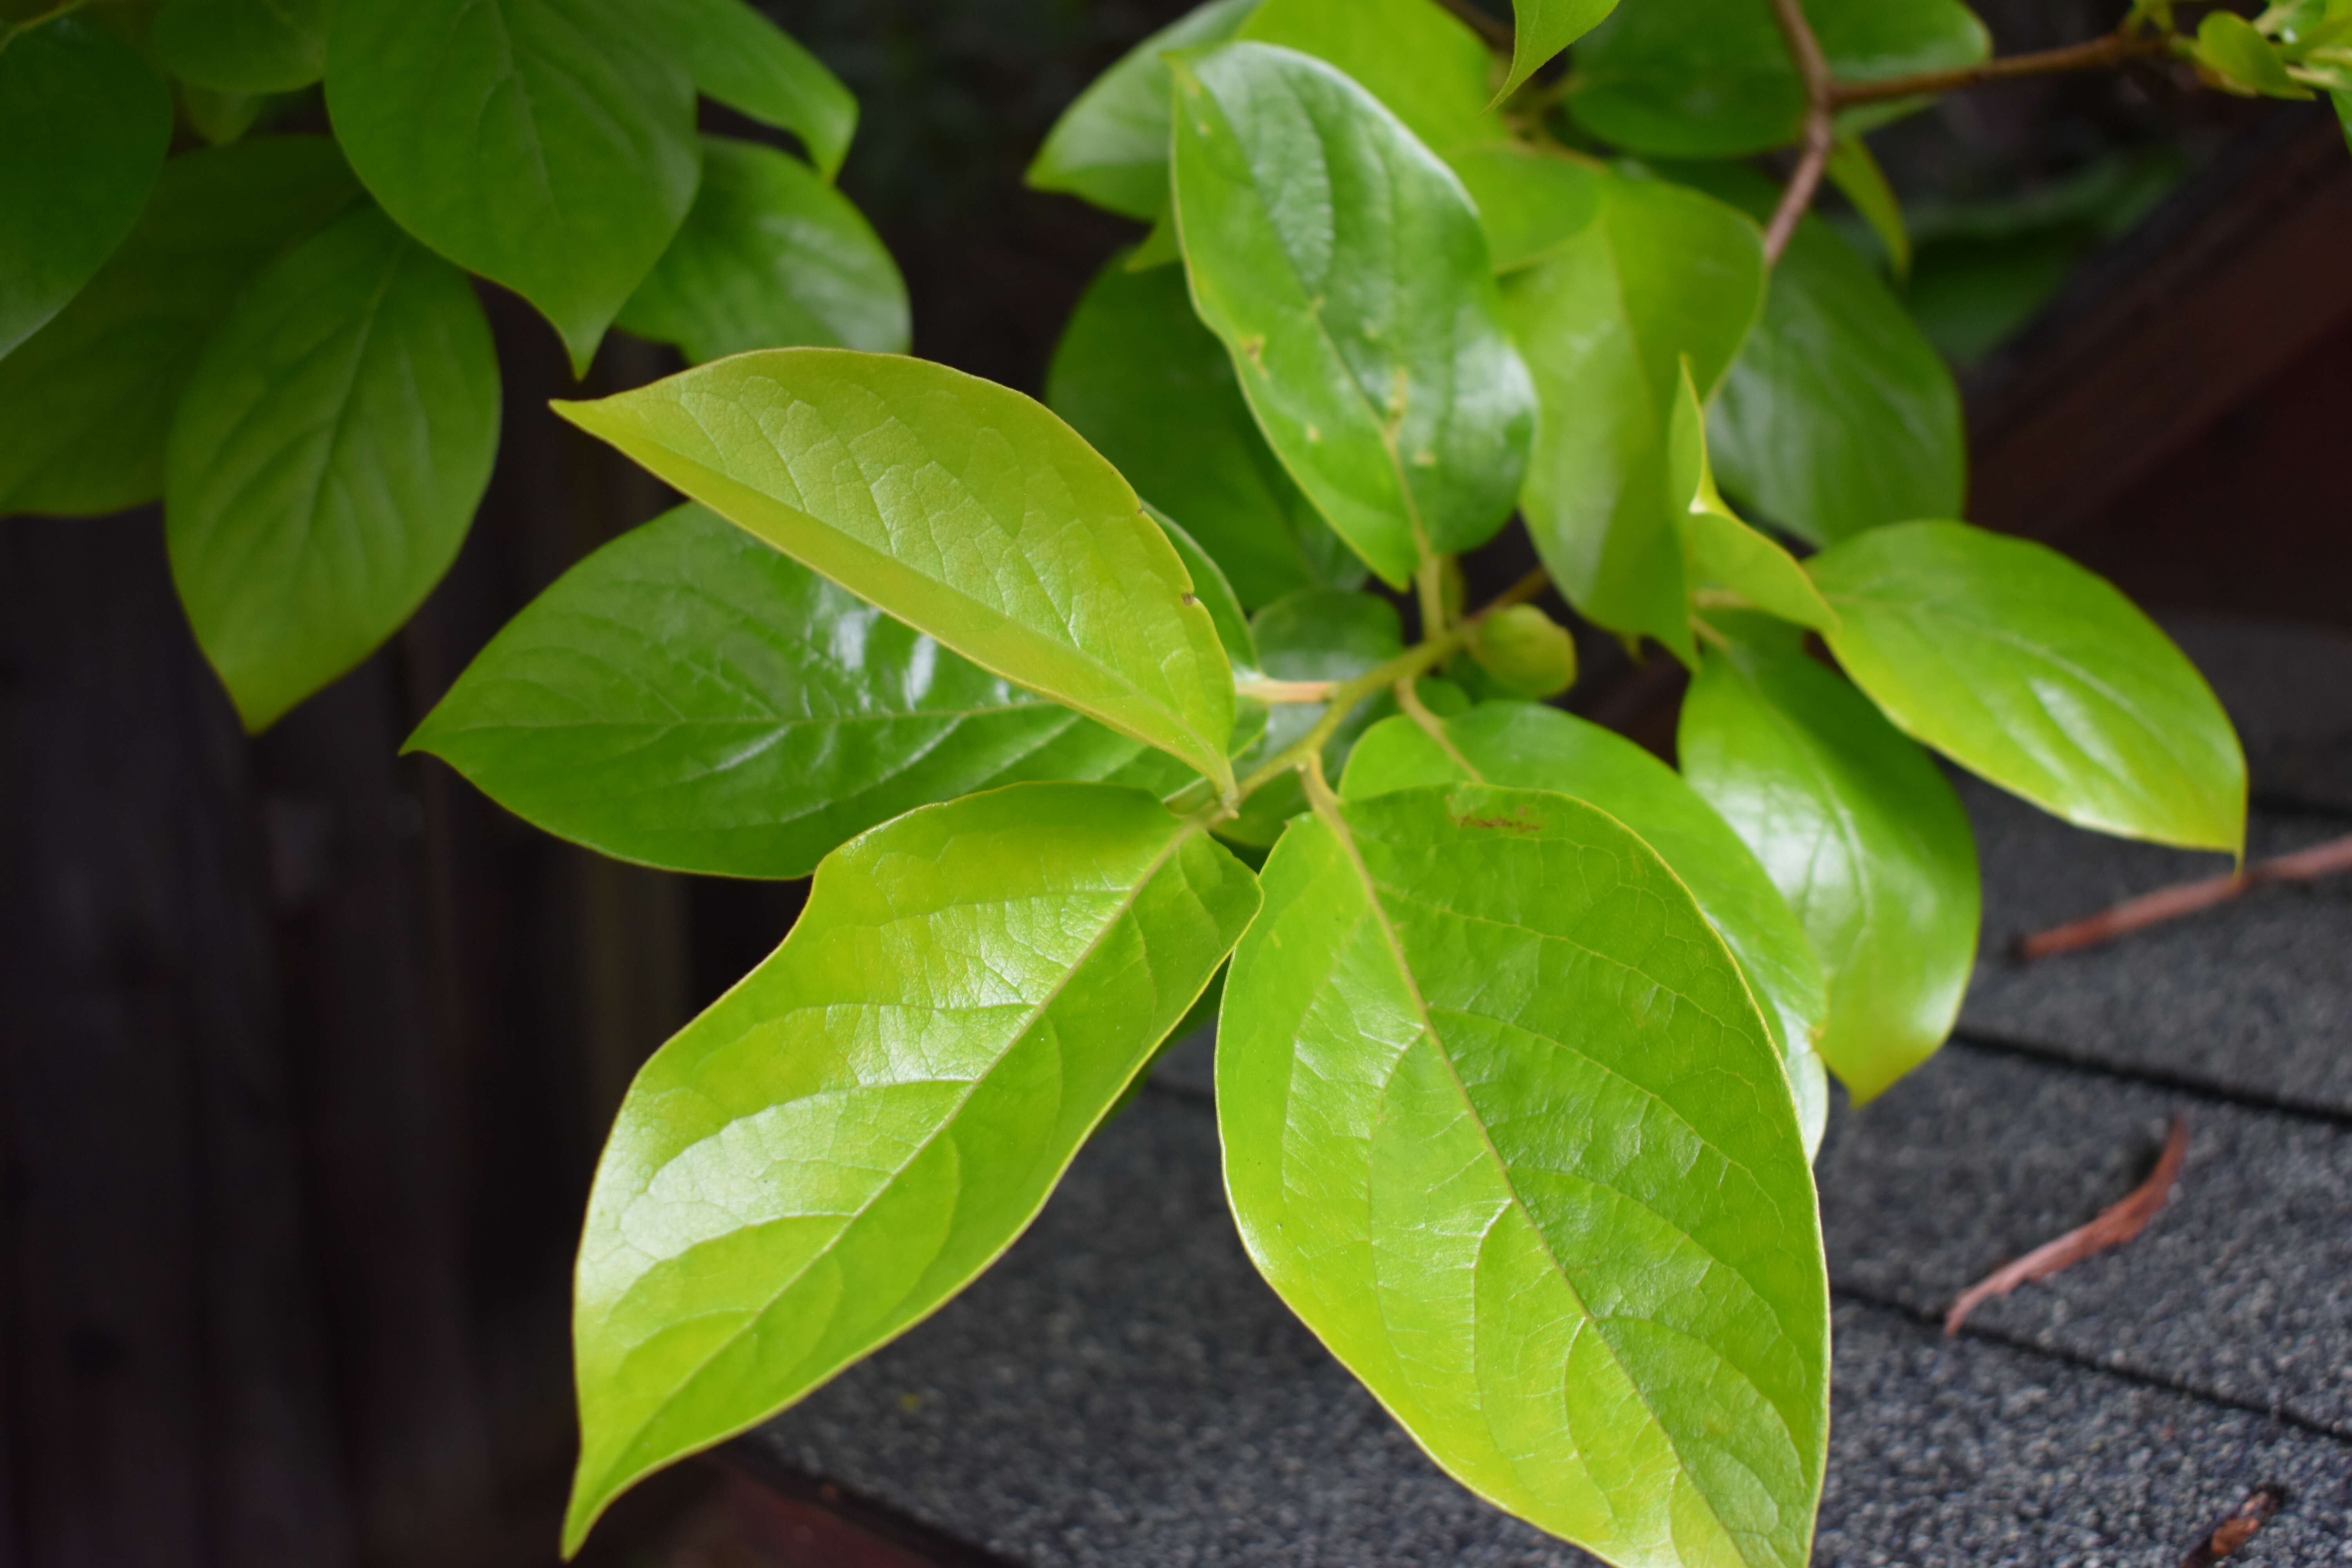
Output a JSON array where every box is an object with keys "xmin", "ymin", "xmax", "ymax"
[
  {"xmin": 1765, "ymin": 0, "xmax": 1838, "ymax": 266},
  {"xmin": 2017, "ymin": 831, "xmax": 2352, "ymax": 961},
  {"xmin": 2178, "ymin": 1484, "xmax": 2288, "ymax": 1568},
  {"xmin": 1944, "ymin": 1115, "xmax": 2190, "ymax": 1336},
  {"xmin": 1831, "ymin": 29, "xmax": 2176, "ymax": 107}
]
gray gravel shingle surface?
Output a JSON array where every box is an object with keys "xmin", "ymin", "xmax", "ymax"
[{"xmin": 750, "ymin": 618, "xmax": 2352, "ymax": 1564}]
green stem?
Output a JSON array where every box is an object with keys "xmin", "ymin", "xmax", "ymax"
[
  {"xmin": 0, "ymin": 0, "xmax": 93, "ymax": 51},
  {"xmin": 1415, "ymin": 555, "xmax": 1451, "ymax": 641}
]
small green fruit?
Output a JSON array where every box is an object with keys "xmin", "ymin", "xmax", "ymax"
[{"xmin": 1469, "ymin": 604, "xmax": 1578, "ymax": 698}]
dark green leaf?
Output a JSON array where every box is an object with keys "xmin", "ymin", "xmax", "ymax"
[
  {"xmin": 617, "ymin": 136, "xmax": 907, "ymax": 363},
  {"xmin": 1495, "ymin": 0, "xmax": 1618, "ymax": 103},
  {"xmin": 1221, "ymin": 782, "xmax": 1827, "ymax": 1564},
  {"xmin": 1676, "ymin": 164, "xmax": 1964, "ymax": 548},
  {"xmin": 1503, "ymin": 169, "xmax": 1765, "ymax": 661},
  {"xmin": 1681, "ymin": 626, "xmax": 1978, "ymax": 1102},
  {"xmin": 180, "ymin": 82, "xmax": 271, "ymax": 146},
  {"xmin": 567, "ymin": 783, "xmax": 1259, "ymax": 1551},
  {"xmin": 411, "ymin": 504, "xmax": 1195, "ymax": 880},
  {"xmin": 165, "ymin": 203, "xmax": 499, "ymax": 732},
  {"xmin": 1809, "ymin": 521, "xmax": 2247, "ymax": 853},
  {"xmin": 1826, "ymin": 132, "xmax": 1910, "ymax": 278},
  {"xmin": 0, "ymin": 136, "xmax": 359, "ymax": 517},
  {"xmin": 153, "ymin": 0, "xmax": 327, "ymax": 94},
  {"xmin": 1045, "ymin": 250, "xmax": 1361, "ymax": 609},
  {"xmin": 1341, "ymin": 701, "xmax": 1829, "ymax": 1151},
  {"xmin": 1670, "ymin": 359, "xmax": 1837, "ymax": 633},
  {"xmin": 1027, "ymin": 0, "xmax": 1260, "ymax": 220},
  {"xmin": 0, "ymin": 17, "xmax": 170, "ymax": 359},
  {"xmin": 1147, "ymin": 504, "xmax": 1259, "ymax": 671},
  {"xmin": 1171, "ymin": 41, "xmax": 1534, "ymax": 587},
  {"xmin": 326, "ymin": 0, "xmax": 699, "ymax": 373},
  {"xmin": 637, "ymin": 0, "xmax": 858, "ymax": 179},
  {"xmin": 1568, "ymin": 0, "xmax": 1990, "ymax": 158},
  {"xmin": 556, "ymin": 350, "xmax": 1239, "ymax": 793}
]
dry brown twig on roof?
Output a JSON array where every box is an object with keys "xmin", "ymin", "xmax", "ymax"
[
  {"xmin": 2177, "ymin": 1484, "xmax": 2287, "ymax": 1567},
  {"xmin": 1944, "ymin": 1116, "xmax": 2190, "ymax": 1335},
  {"xmin": 2017, "ymin": 832, "xmax": 2352, "ymax": 961}
]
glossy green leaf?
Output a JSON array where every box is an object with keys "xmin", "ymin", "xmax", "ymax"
[
  {"xmin": 153, "ymin": 0, "xmax": 327, "ymax": 93},
  {"xmin": 1171, "ymin": 42, "xmax": 1534, "ymax": 588},
  {"xmin": 1670, "ymin": 360, "xmax": 1837, "ymax": 634},
  {"xmin": 1147, "ymin": 504, "xmax": 1258, "ymax": 672},
  {"xmin": 1027, "ymin": 0, "xmax": 1260, "ymax": 220},
  {"xmin": 1238, "ymin": 0, "xmax": 1506, "ymax": 159},
  {"xmin": 1495, "ymin": 0, "xmax": 1619, "ymax": 104},
  {"xmin": 556, "ymin": 350, "xmax": 1239, "ymax": 794},
  {"xmin": 1809, "ymin": 522, "xmax": 2247, "ymax": 853},
  {"xmin": 1449, "ymin": 143, "xmax": 1605, "ymax": 274},
  {"xmin": 1045, "ymin": 250, "xmax": 1361, "ymax": 609},
  {"xmin": 1681, "ymin": 628, "xmax": 1978, "ymax": 1102},
  {"xmin": 637, "ymin": 0, "xmax": 858, "ymax": 180},
  {"xmin": 326, "ymin": 0, "xmax": 699, "ymax": 374},
  {"xmin": 1503, "ymin": 169, "xmax": 1764, "ymax": 662},
  {"xmin": 1568, "ymin": 0, "xmax": 1990, "ymax": 158},
  {"xmin": 165, "ymin": 203, "xmax": 499, "ymax": 732},
  {"xmin": 2196, "ymin": 11, "xmax": 2311, "ymax": 98},
  {"xmin": 411, "ymin": 504, "xmax": 1199, "ymax": 880},
  {"xmin": 1681, "ymin": 165, "xmax": 1964, "ymax": 548},
  {"xmin": 1341, "ymin": 701, "xmax": 1829, "ymax": 1152},
  {"xmin": 0, "ymin": 17, "xmax": 170, "ymax": 359},
  {"xmin": 617, "ymin": 136, "xmax": 908, "ymax": 364},
  {"xmin": 1220, "ymin": 589, "xmax": 1404, "ymax": 847},
  {"xmin": 0, "ymin": 136, "xmax": 359, "ymax": 517},
  {"xmin": 568, "ymin": 782, "xmax": 1260, "ymax": 1551},
  {"xmin": 1220, "ymin": 782, "xmax": 1828, "ymax": 1564},
  {"xmin": 1826, "ymin": 132, "xmax": 1910, "ymax": 279}
]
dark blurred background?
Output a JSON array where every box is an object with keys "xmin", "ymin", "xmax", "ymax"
[{"xmin": 3, "ymin": 3, "xmax": 2345, "ymax": 1565}]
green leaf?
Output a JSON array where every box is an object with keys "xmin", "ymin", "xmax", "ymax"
[
  {"xmin": 0, "ymin": 136, "xmax": 360, "ymax": 517},
  {"xmin": 567, "ymin": 782, "xmax": 1259, "ymax": 1552},
  {"xmin": 1466, "ymin": 604, "xmax": 1578, "ymax": 699},
  {"xmin": 1675, "ymin": 165, "xmax": 1964, "ymax": 548},
  {"xmin": 1170, "ymin": 42, "xmax": 1534, "ymax": 588},
  {"xmin": 2337, "ymin": 90, "xmax": 2352, "ymax": 156},
  {"xmin": 1341, "ymin": 701, "xmax": 1829, "ymax": 1152},
  {"xmin": 1027, "ymin": 0, "xmax": 1260, "ymax": 220},
  {"xmin": 1045, "ymin": 250, "xmax": 1361, "ymax": 609},
  {"xmin": 0, "ymin": 17, "xmax": 170, "ymax": 359},
  {"xmin": 1670, "ymin": 359, "xmax": 1837, "ymax": 634},
  {"xmin": 1808, "ymin": 521, "xmax": 2247, "ymax": 853},
  {"xmin": 555, "ymin": 350, "xmax": 1239, "ymax": 794},
  {"xmin": 1448, "ymin": 142, "xmax": 1605, "ymax": 274},
  {"xmin": 617, "ymin": 136, "xmax": 907, "ymax": 364},
  {"xmin": 325, "ymin": 0, "xmax": 700, "ymax": 374},
  {"xmin": 1238, "ymin": 0, "xmax": 1506, "ymax": 160},
  {"xmin": 1825, "ymin": 132, "xmax": 1910, "ymax": 279},
  {"xmin": 636, "ymin": 0, "xmax": 858, "ymax": 180},
  {"xmin": 1146, "ymin": 504, "xmax": 1259, "ymax": 671},
  {"xmin": 1503, "ymin": 169, "xmax": 1765, "ymax": 662},
  {"xmin": 1680, "ymin": 628, "xmax": 1978, "ymax": 1102},
  {"xmin": 1568, "ymin": 0, "xmax": 1990, "ymax": 158},
  {"xmin": 411, "ymin": 504, "xmax": 1199, "ymax": 880},
  {"xmin": 165, "ymin": 203, "xmax": 499, "ymax": 732},
  {"xmin": 1220, "ymin": 588, "xmax": 1403, "ymax": 847},
  {"xmin": 1220, "ymin": 782, "xmax": 1828, "ymax": 1565},
  {"xmin": 1495, "ymin": 0, "xmax": 1619, "ymax": 104},
  {"xmin": 2196, "ymin": 11, "xmax": 2312, "ymax": 98},
  {"xmin": 180, "ymin": 82, "xmax": 270, "ymax": 146},
  {"xmin": 153, "ymin": 0, "xmax": 327, "ymax": 94}
]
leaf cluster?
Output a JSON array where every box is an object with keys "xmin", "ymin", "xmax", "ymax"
[{"xmin": 0, "ymin": 0, "xmax": 904, "ymax": 729}]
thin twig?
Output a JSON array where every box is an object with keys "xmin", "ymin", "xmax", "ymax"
[
  {"xmin": 2017, "ymin": 831, "xmax": 2352, "ymax": 961},
  {"xmin": 1235, "ymin": 676, "xmax": 1339, "ymax": 704},
  {"xmin": 1434, "ymin": 0, "xmax": 1514, "ymax": 51},
  {"xmin": 1944, "ymin": 1116, "xmax": 2190, "ymax": 1336},
  {"xmin": 2178, "ymin": 1485, "xmax": 2288, "ymax": 1568},
  {"xmin": 1765, "ymin": 0, "xmax": 1838, "ymax": 266},
  {"xmin": 1831, "ymin": 29, "xmax": 2174, "ymax": 107}
]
